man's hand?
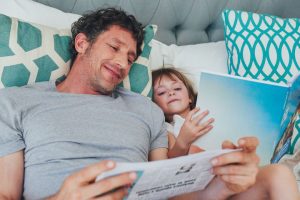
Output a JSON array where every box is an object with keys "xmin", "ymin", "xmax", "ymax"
[
  {"xmin": 210, "ymin": 137, "xmax": 260, "ymax": 197},
  {"xmin": 48, "ymin": 160, "xmax": 136, "ymax": 200}
]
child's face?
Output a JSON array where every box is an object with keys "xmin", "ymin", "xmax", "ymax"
[{"xmin": 153, "ymin": 75, "xmax": 191, "ymax": 119}]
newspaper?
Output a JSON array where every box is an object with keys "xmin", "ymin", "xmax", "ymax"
[{"xmin": 96, "ymin": 149, "xmax": 235, "ymax": 200}]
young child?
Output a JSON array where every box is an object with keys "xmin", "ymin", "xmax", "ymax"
[
  {"xmin": 152, "ymin": 67, "xmax": 300, "ymax": 200},
  {"xmin": 152, "ymin": 67, "xmax": 214, "ymax": 157}
]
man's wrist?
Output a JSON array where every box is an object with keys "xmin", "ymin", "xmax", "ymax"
[{"xmin": 201, "ymin": 176, "xmax": 236, "ymax": 200}]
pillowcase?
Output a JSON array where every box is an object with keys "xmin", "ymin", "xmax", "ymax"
[
  {"xmin": 0, "ymin": 13, "xmax": 156, "ymax": 97},
  {"xmin": 149, "ymin": 39, "xmax": 228, "ymax": 91},
  {"xmin": 222, "ymin": 9, "xmax": 300, "ymax": 84},
  {"xmin": 0, "ymin": 0, "xmax": 81, "ymax": 28},
  {"xmin": 0, "ymin": 14, "xmax": 71, "ymax": 87}
]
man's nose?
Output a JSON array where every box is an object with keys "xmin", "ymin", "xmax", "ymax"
[{"xmin": 115, "ymin": 53, "xmax": 128, "ymax": 69}]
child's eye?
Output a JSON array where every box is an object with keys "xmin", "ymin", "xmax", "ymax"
[
  {"xmin": 174, "ymin": 87, "xmax": 182, "ymax": 91},
  {"xmin": 157, "ymin": 91, "xmax": 166, "ymax": 96}
]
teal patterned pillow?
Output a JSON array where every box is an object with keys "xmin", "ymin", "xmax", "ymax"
[
  {"xmin": 0, "ymin": 14, "xmax": 156, "ymax": 97},
  {"xmin": 0, "ymin": 14, "xmax": 70, "ymax": 88},
  {"xmin": 222, "ymin": 9, "xmax": 300, "ymax": 83}
]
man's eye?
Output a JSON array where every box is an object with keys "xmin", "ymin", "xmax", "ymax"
[
  {"xmin": 128, "ymin": 59, "xmax": 133, "ymax": 65},
  {"xmin": 109, "ymin": 45, "xmax": 118, "ymax": 51}
]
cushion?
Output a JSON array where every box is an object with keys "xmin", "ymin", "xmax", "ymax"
[
  {"xmin": 149, "ymin": 39, "xmax": 228, "ymax": 91},
  {"xmin": 0, "ymin": 0, "xmax": 81, "ymax": 28},
  {"xmin": 222, "ymin": 9, "xmax": 300, "ymax": 84},
  {"xmin": 0, "ymin": 13, "xmax": 156, "ymax": 97}
]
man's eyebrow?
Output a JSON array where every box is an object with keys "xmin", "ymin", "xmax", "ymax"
[{"xmin": 111, "ymin": 38, "xmax": 137, "ymax": 59}]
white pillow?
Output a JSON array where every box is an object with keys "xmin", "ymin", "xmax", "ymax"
[
  {"xmin": 149, "ymin": 39, "xmax": 228, "ymax": 90},
  {"xmin": 0, "ymin": 0, "xmax": 81, "ymax": 28}
]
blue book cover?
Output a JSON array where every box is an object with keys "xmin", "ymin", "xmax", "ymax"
[
  {"xmin": 194, "ymin": 71, "xmax": 300, "ymax": 165},
  {"xmin": 271, "ymin": 75, "xmax": 300, "ymax": 163}
]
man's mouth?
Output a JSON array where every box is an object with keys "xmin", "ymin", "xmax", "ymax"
[{"xmin": 104, "ymin": 65, "xmax": 121, "ymax": 80}]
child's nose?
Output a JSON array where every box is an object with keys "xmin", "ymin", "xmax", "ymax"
[{"xmin": 168, "ymin": 90, "xmax": 175, "ymax": 96}]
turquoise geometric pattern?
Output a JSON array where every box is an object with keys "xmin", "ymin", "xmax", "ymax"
[
  {"xmin": 222, "ymin": 10, "xmax": 300, "ymax": 84},
  {"xmin": 0, "ymin": 14, "xmax": 156, "ymax": 97},
  {"xmin": 1, "ymin": 64, "xmax": 30, "ymax": 87},
  {"xmin": 0, "ymin": 14, "xmax": 71, "ymax": 88}
]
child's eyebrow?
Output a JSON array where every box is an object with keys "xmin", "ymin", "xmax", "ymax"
[
  {"xmin": 155, "ymin": 80, "xmax": 181, "ymax": 88},
  {"xmin": 155, "ymin": 85, "xmax": 166, "ymax": 89},
  {"xmin": 172, "ymin": 81, "xmax": 182, "ymax": 86}
]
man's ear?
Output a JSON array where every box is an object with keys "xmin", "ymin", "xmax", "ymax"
[{"xmin": 74, "ymin": 33, "xmax": 90, "ymax": 54}]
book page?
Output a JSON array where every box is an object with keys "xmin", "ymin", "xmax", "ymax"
[
  {"xmin": 194, "ymin": 71, "xmax": 289, "ymax": 165},
  {"xmin": 96, "ymin": 149, "xmax": 235, "ymax": 200}
]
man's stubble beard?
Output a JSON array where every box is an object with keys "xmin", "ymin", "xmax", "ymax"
[{"xmin": 90, "ymin": 77, "xmax": 116, "ymax": 96}]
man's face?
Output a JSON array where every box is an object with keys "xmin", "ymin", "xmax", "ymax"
[{"xmin": 81, "ymin": 25, "xmax": 137, "ymax": 94}]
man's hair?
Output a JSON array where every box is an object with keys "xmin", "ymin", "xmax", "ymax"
[
  {"xmin": 70, "ymin": 7, "xmax": 144, "ymax": 65},
  {"xmin": 152, "ymin": 67, "xmax": 197, "ymax": 110}
]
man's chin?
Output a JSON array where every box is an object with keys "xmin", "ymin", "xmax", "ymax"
[{"xmin": 93, "ymin": 83, "xmax": 116, "ymax": 95}]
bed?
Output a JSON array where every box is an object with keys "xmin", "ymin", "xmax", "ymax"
[{"xmin": 1, "ymin": 0, "xmax": 300, "ymax": 193}]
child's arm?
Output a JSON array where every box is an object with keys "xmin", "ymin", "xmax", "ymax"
[
  {"xmin": 167, "ymin": 132, "xmax": 190, "ymax": 157},
  {"xmin": 168, "ymin": 108, "xmax": 214, "ymax": 158}
]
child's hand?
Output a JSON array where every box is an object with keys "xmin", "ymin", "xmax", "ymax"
[{"xmin": 176, "ymin": 107, "xmax": 214, "ymax": 149}]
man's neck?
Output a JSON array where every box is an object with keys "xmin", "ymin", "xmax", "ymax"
[{"xmin": 56, "ymin": 78, "xmax": 100, "ymax": 95}]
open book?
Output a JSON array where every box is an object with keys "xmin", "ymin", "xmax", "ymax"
[
  {"xmin": 96, "ymin": 149, "xmax": 235, "ymax": 200},
  {"xmin": 191, "ymin": 71, "xmax": 300, "ymax": 165}
]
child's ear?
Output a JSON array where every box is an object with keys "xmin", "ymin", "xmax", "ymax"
[{"xmin": 189, "ymin": 99, "xmax": 192, "ymax": 103}]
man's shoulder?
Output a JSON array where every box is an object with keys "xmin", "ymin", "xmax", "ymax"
[
  {"xmin": 115, "ymin": 87, "xmax": 150, "ymax": 101},
  {"xmin": 115, "ymin": 87, "xmax": 163, "ymax": 114},
  {"xmin": 0, "ymin": 81, "xmax": 55, "ymax": 99}
]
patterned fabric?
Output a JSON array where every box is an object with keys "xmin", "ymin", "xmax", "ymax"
[
  {"xmin": 0, "ymin": 14, "xmax": 156, "ymax": 97},
  {"xmin": 222, "ymin": 9, "xmax": 300, "ymax": 84},
  {"xmin": 0, "ymin": 14, "xmax": 70, "ymax": 88},
  {"xmin": 290, "ymin": 114, "xmax": 300, "ymax": 154}
]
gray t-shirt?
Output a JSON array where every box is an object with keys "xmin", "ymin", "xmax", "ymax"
[{"xmin": 0, "ymin": 81, "xmax": 167, "ymax": 199}]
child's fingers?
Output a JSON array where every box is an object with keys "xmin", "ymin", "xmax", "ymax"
[
  {"xmin": 196, "ymin": 125, "xmax": 213, "ymax": 137},
  {"xmin": 185, "ymin": 107, "xmax": 200, "ymax": 121},
  {"xmin": 195, "ymin": 118, "xmax": 214, "ymax": 131},
  {"xmin": 192, "ymin": 110, "xmax": 209, "ymax": 124}
]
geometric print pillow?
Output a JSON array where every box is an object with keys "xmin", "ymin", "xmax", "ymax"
[
  {"xmin": 0, "ymin": 14, "xmax": 71, "ymax": 88},
  {"xmin": 0, "ymin": 13, "xmax": 156, "ymax": 97},
  {"xmin": 222, "ymin": 9, "xmax": 300, "ymax": 84}
]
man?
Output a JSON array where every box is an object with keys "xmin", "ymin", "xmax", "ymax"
[{"xmin": 0, "ymin": 8, "xmax": 260, "ymax": 200}]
